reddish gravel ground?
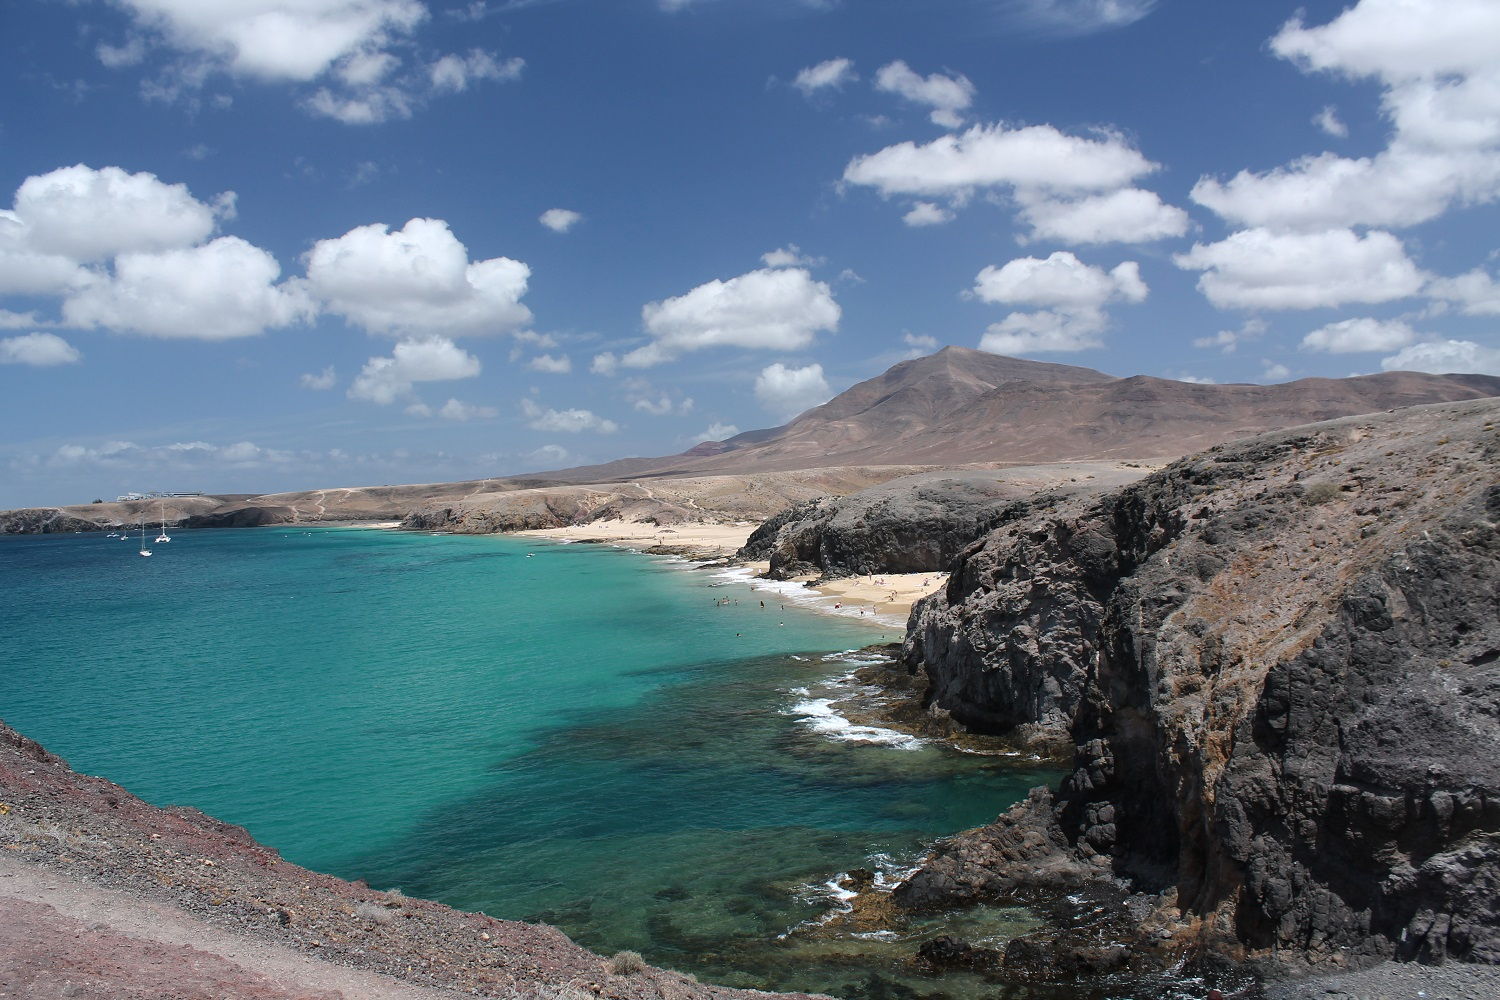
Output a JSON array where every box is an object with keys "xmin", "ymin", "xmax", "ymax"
[{"xmin": 0, "ymin": 722, "xmax": 818, "ymax": 1000}]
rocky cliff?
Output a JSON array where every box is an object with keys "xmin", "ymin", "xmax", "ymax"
[
  {"xmin": 897, "ymin": 398, "xmax": 1500, "ymax": 972},
  {"xmin": 739, "ymin": 464, "xmax": 1147, "ymax": 580},
  {"xmin": 0, "ymin": 507, "xmax": 112, "ymax": 533}
]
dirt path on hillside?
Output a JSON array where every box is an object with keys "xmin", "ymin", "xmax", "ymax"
[{"xmin": 0, "ymin": 856, "xmax": 463, "ymax": 1000}]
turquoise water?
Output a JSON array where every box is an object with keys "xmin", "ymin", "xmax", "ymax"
[{"xmin": 0, "ymin": 527, "xmax": 1056, "ymax": 996}]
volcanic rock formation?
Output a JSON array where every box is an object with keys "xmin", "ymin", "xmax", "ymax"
[
  {"xmin": 739, "ymin": 464, "xmax": 1148, "ymax": 580},
  {"xmin": 896, "ymin": 398, "xmax": 1500, "ymax": 971}
]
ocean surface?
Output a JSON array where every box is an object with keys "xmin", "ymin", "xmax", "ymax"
[{"xmin": 0, "ymin": 526, "xmax": 1063, "ymax": 997}]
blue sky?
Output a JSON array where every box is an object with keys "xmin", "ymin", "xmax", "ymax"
[{"xmin": 2, "ymin": 0, "xmax": 1498, "ymax": 506}]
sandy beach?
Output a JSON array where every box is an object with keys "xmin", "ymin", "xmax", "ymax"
[
  {"xmin": 514, "ymin": 520, "xmax": 945, "ymax": 629},
  {"xmin": 513, "ymin": 520, "xmax": 757, "ymax": 556}
]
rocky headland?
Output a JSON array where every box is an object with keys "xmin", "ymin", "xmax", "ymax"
[
  {"xmin": 738, "ymin": 462, "xmax": 1149, "ymax": 580},
  {"xmin": 886, "ymin": 397, "xmax": 1500, "ymax": 981}
]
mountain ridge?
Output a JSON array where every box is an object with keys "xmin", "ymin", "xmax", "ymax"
[
  {"xmin": 3, "ymin": 346, "xmax": 1498, "ymax": 533},
  {"xmin": 543, "ymin": 346, "xmax": 1500, "ymax": 480}
]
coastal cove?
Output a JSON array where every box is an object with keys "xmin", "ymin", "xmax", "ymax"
[{"xmin": 0, "ymin": 526, "xmax": 1056, "ymax": 997}]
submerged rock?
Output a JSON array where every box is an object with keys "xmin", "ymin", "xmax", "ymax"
[{"xmin": 897, "ymin": 398, "xmax": 1500, "ymax": 973}]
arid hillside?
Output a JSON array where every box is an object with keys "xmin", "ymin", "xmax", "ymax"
[{"xmin": 4, "ymin": 347, "xmax": 1496, "ymax": 534}]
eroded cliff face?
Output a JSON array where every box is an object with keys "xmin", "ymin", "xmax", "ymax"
[
  {"xmin": 0, "ymin": 508, "xmax": 108, "ymax": 533},
  {"xmin": 739, "ymin": 465, "xmax": 1145, "ymax": 581},
  {"xmin": 898, "ymin": 399, "xmax": 1500, "ymax": 970}
]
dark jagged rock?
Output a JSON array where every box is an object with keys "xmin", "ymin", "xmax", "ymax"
[
  {"xmin": 739, "ymin": 467, "xmax": 1139, "ymax": 581},
  {"xmin": 738, "ymin": 499, "xmax": 825, "ymax": 561},
  {"xmin": 182, "ymin": 505, "xmax": 298, "ymax": 529},
  {"xmin": 914, "ymin": 935, "xmax": 1002, "ymax": 973},
  {"xmin": 897, "ymin": 398, "xmax": 1500, "ymax": 974}
]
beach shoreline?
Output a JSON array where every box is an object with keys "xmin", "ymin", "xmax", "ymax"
[{"xmin": 512, "ymin": 519, "xmax": 946, "ymax": 631}]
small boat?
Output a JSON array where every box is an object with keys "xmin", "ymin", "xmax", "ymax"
[
  {"xmin": 155, "ymin": 501, "xmax": 172, "ymax": 544},
  {"xmin": 138, "ymin": 519, "xmax": 152, "ymax": 558}
]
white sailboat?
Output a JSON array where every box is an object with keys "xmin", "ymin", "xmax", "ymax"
[
  {"xmin": 138, "ymin": 519, "xmax": 152, "ymax": 558},
  {"xmin": 155, "ymin": 501, "xmax": 172, "ymax": 544}
]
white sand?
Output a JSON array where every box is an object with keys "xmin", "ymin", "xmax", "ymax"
[
  {"xmin": 516, "ymin": 520, "xmax": 945, "ymax": 628},
  {"xmin": 513, "ymin": 520, "xmax": 757, "ymax": 556}
]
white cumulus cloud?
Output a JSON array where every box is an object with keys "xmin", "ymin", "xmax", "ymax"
[
  {"xmin": 1010, "ymin": 1, "xmax": 1160, "ymax": 37},
  {"xmin": 1381, "ymin": 338, "xmax": 1500, "ymax": 376},
  {"xmin": 539, "ymin": 208, "xmax": 582, "ymax": 233},
  {"xmin": 1301, "ymin": 317, "xmax": 1418, "ymax": 353},
  {"xmin": 1193, "ymin": 0, "xmax": 1500, "ymax": 232},
  {"xmin": 520, "ymin": 398, "xmax": 618, "ymax": 433},
  {"xmin": 1428, "ymin": 267, "xmax": 1500, "ymax": 315},
  {"xmin": 0, "ymin": 309, "xmax": 44, "ymax": 329},
  {"xmin": 755, "ymin": 362, "xmax": 833, "ymax": 420},
  {"xmin": 974, "ymin": 253, "xmax": 1147, "ymax": 309},
  {"xmin": 691, "ymin": 422, "xmax": 740, "ymax": 444},
  {"xmin": 527, "ymin": 353, "xmax": 572, "ymax": 374},
  {"xmin": 11, "ymin": 164, "xmax": 232, "ymax": 261},
  {"xmin": 429, "ymin": 49, "xmax": 522, "ymax": 92},
  {"xmin": 1173, "ymin": 228, "xmax": 1426, "ymax": 310},
  {"xmin": 97, "ymin": 3, "xmax": 522, "ymax": 124},
  {"xmin": 980, "ymin": 308, "xmax": 1110, "ymax": 355},
  {"xmin": 843, "ymin": 122, "xmax": 1180, "ymax": 239},
  {"xmin": 348, "ymin": 336, "xmax": 481, "ymax": 404},
  {"xmin": 305, "ymin": 217, "xmax": 531, "ymax": 338},
  {"xmin": 874, "ymin": 60, "xmax": 975, "ymax": 128},
  {"xmin": 844, "ymin": 122, "xmax": 1156, "ymax": 199},
  {"xmin": 300, "ymin": 366, "xmax": 337, "ymax": 389},
  {"xmin": 974, "ymin": 253, "xmax": 1145, "ymax": 355},
  {"xmin": 903, "ymin": 332, "xmax": 939, "ymax": 355},
  {"xmin": 0, "ymin": 221, "xmax": 88, "ymax": 296},
  {"xmin": 1015, "ymin": 187, "xmax": 1189, "ymax": 244},
  {"xmin": 902, "ymin": 202, "xmax": 954, "ymax": 227},
  {"xmin": 624, "ymin": 380, "xmax": 694, "ymax": 416},
  {"xmin": 1193, "ymin": 318, "xmax": 1265, "ymax": 354},
  {"xmin": 624, "ymin": 267, "xmax": 840, "ymax": 367},
  {"xmin": 0, "ymin": 332, "xmax": 81, "ymax": 366},
  {"xmin": 103, "ymin": 0, "xmax": 428, "ymax": 83},
  {"xmin": 523, "ymin": 443, "xmax": 573, "ymax": 468},
  {"xmin": 794, "ymin": 57, "xmax": 856, "ymax": 95},
  {"xmin": 761, "ymin": 244, "xmax": 824, "ymax": 269},
  {"xmin": 436, "ymin": 398, "xmax": 498, "ymax": 421},
  {"xmin": 1314, "ymin": 105, "xmax": 1349, "ymax": 138},
  {"xmin": 64, "ymin": 237, "xmax": 315, "ymax": 339}
]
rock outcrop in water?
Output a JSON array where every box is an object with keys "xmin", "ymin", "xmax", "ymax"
[
  {"xmin": 738, "ymin": 464, "xmax": 1147, "ymax": 580},
  {"xmin": 897, "ymin": 398, "xmax": 1500, "ymax": 972}
]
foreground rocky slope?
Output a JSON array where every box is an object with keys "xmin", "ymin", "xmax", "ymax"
[
  {"xmin": 897, "ymin": 398, "xmax": 1500, "ymax": 972},
  {"xmin": 0, "ymin": 723, "xmax": 811, "ymax": 1000}
]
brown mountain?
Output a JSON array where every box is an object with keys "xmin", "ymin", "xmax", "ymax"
[
  {"xmin": 5, "ymin": 347, "xmax": 1497, "ymax": 534},
  {"xmin": 547, "ymin": 346, "xmax": 1500, "ymax": 479}
]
